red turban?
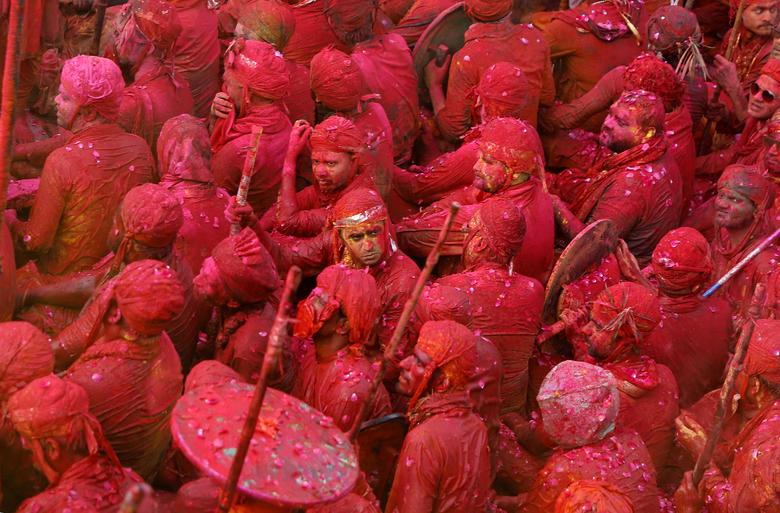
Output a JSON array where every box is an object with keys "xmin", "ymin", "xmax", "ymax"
[
  {"xmin": 538, "ymin": 360, "xmax": 619, "ymax": 448},
  {"xmin": 157, "ymin": 114, "xmax": 213, "ymax": 184},
  {"xmin": 120, "ymin": 183, "xmax": 184, "ymax": 249},
  {"xmin": 310, "ymin": 115, "xmax": 364, "ymax": 154},
  {"xmin": 646, "ymin": 6, "xmax": 701, "ymax": 52},
  {"xmin": 174, "ymin": 478, "xmax": 221, "ymax": 513},
  {"xmin": 651, "ymin": 227, "xmax": 713, "ymax": 295},
  {"xmin": 185, "ymin": 360, "xmax": 243, "ymax": 392},
  {"xmin": 0, "ymin": 322, "xmax": 54, "ymax": 401},
  {"xmin": 323, "ymin": 0, "xmax": 377, "ymax": 43},
  {"xmin": 760, "ymin": 58, "xmax": 780, "ymax": 85},
  {"xmin": 212, "ymin": 228, "xmax": 280, "ymax": 304},
  {"xmin": 624, "ymin": 53, "xmax": 684, "ymax": 112},
  {"xmin": 554, "ymin": 480, "xmax": 635, "ymax": 513},
  {"xmin": 718, "ymin": 164, "xmax": 774, "ymax": 207},
  {"xmin": 590, "ymin": 282, "xmax": 661, "ymax": 356},
  {"xmin": 476, "ymin": 117, "xmax": 545, "ymax": 179},
  {"xmin": 295, "ymin": 264, "xmax": 381, "ymax": 346},
  {"xmin": 60, "ymin": 55, "xmax": 125, "ymax": 121},
  {"xmin": 744, "ymin": 319, "xmax": 780, "ymax": 385},
  {"xmin": 114, "ymin": 259, "xmax": 185, "ymax": 336},
  {"xmin": 131, "ymin": 0, "xmax": 182, "ymax": 56},
  {"xmin": 330, "ymin": 187, "xmax": 390, "ymax": 265},
  {"xmin": 470, "ymin": 197, "xmax": 526, "ymax": 264},
  {"xmin": 225, "ymin": 39, "xmax": 290, "ymax": 101},
  {"xmin": 464, "ymin": 0, "xmax": 512, "ymax": 21},
  {"xmin": 234, "ymin": 0, "xmax": 296, "ymax": 49},
  {"xmin": 310, "ymin": 46, "xmax": 368, "ymax": 112},
  {"xmin": 475, "ymin": 62, "xmax": 530, "ymax": 118}
]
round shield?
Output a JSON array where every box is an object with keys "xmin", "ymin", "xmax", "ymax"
[
  {"xmin": 357, "ymin": 413, "xmax": 408, "ymax": 507},
  {"xmin": 172, "ymin": 381, "xmax": 359, "ymax": 509},
  {"xmin": 542, "ymin": 219, "xmax": 619, "ymax": 324}
]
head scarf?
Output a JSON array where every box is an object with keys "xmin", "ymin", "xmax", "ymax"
[
  {"xmin": 464, "ymin": 0, "xmax": 512, "ymax": 21},
  {"xmin": 554, "ymin": 480, "xmax": 635, "ymax": 513},
  {"xmin": 131, "ymin": 0, "xmax": 182, "ymax": 57},
  {"xmin": 112, "ymin": 183, "xmax": 183, "ymax": 274},
  {"xmin": 224, "ymin": 39, "xmax": 290, "ymax": 101},
  {"xmin": 760, "ymin": 58, "xmax": 780, "ymax": 85},
  {"xmin": 234, "ymin": 0, "xmax": 296, "ymax": 49},
  {"xmin": 157, "ymin": 114, "xmax": 213, "ymax": 184},
  {"xmin": 623, "ymin": 53, "xmax": 685, "ymax": 112},
  {"xmin": 330, "ymin": 187, "xmax": 391, "ymax": 266},
  {"xmin": 310, "ymin": 115, "xmax": 364, "ymax": 154},
  {"xmin": 554, "ymin": 0, "xmax": 642, "ymax": 42},
  {"xmin": 590, "ymin": 282, "xmax": 661, "ymax": 360},
  {"xmin": 744, "ymin": 319, "xmax": 780, "ymax": 385},
  {"xmin": 476, "ymin": 117, "xmax": 545, "ymax": 181},
  {"xmin": 474, "ymin": 62, "xmax": 530, "ymax": 119},
  {"xmin": 537, "ymin": 360, "xmax": 619, "ymax": 448},
  {"xmin": 114, "ymin": 259, "xmax": 185, "ymax": 336},
  {"xmin": 60, "ymin": 55, "xmax": 125, "ymax": 122},
  {"xmin": 185, "ymin": 360, "xmax": 244, "ymax": 392},
  {"xmin": 651, "ymin": 227, "xmax": 713, "ymax": 295},
  {"xmin": 8, "ymin": 375, "xmax": 119, "ymax": 473},
  {"xmin": 468, "ymin": 197, "xmax": 526, "ymax": 265},
  {"xmin": 294, "ymin": 264, "xmax": 381, "ymax": 346},
  {"xmin": 646, "ymin": 6, "xmax": 701, "ymax": 52},
  {"xmin": 409, "ymin": 320, "xmax": 478, "ymax": 409},
  {"xmin": 323, "ymin": 0, "xmax": 377, "ymax": 44},
  {"xmin": 310, "ymin": 46, "xmax": 368, "ymax": 112},
  {"xmin": 211, "ymin": 228, "xmax": 280, "ymax": 304},
  {"xmin": 0, "ymin": 322, "xmax": 54, "ymax": 401}
]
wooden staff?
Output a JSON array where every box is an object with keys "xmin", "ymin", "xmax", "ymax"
[
  {"xmin": 118, "ymin": 483, "xmax": 152, "ymax": 513},
  {"xmin": 216, "ymin": 266, "xmax": 302, "ymax": 513},
  {"xmin": 231, "ymin": 125, "xmax": 263, "ymax": 235},
  {"xmin": 346, "ymin": 202, "xmax": 461, "ymax": 441},
  {"xmin": 0, "ymin": 0, "xmax": 25, "ymax": 212},
  {"xmin": 90, "ymin": 0, "xmax": 108, "ymax": 56},
  {"xmin": 691, "ymin": 283, "xmax": 765, "ymax": 486},
  {"xmin": 698, "ymin": 0, "xmax": 746, "ymax": 153}
]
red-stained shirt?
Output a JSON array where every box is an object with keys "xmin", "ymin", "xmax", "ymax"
[
  {"xmin": 283, "ymin": 0, "xmax": 348, "ymax": 65},
  {"xmin": 386, "ymin": 392, "xmax": 491, "ymax": 513},
  {"xmin": 65, "ymin": 333, "xmax": 183, "ymax": 481},
  {"xmin": 437, "ymin": 19, "xmax": 555, "ymax": 138},
  {"xmin": 20, "ymin": 124, "xmax": 155, "ymax": 275}
]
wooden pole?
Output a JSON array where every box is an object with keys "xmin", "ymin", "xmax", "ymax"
[
  {"xmin": 216, "ymin": 266, "xmax": 302, "ymax": 513},
  {"xmin": 231, "ymin": 125, "xmax": 263, "ymax": 235},
  {"xmin": 0, "ymin": 0, "xmax": 25, "ymax": 211},
  {"xmin": 702, "ymin": 227, "xmax": 780, "ymax": 298},
  {"xmin": 90, "ymin": 0, "xmax": 108, "ymax": 56},
  {"xmin": 346, "ymin": 202, "xmax": 461, "ymax": 441}
]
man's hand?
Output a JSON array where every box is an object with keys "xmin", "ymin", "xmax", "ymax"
[
  {"xmin": 710, "ymin": 55, "xmax": 740, "ymax": 95},
  {"xmin": 424, "ymin": 54, "xmax": 452, "ymax": 90},
  {"xmin": 224, "ymin": 196, "xmax": 258, "ymax": 229},
  {"xmin": 675, "ymin": 411, "xmax": 707, "ymax": 460},
  {"xmin": 286, "ymin": 119, "xmax": 312, "ymax": 161},
  {"xmin": 211, "ymin": 92, "xmax": 234, "ymax": 120},
  {"xmin": 705, "ymin": 101, "xmax": 728, "ymax": 123}
]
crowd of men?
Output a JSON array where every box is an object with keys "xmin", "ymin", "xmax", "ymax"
[{"xmin": 0, "ymin": 0, "xmax": 779, "ymax": 510}]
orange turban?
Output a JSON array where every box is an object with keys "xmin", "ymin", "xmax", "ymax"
[
  {"xmin": 323, "ymin": 0, "xmax": 377, "ymax": 43},
  {"xmin": 185, "ymin": 360, "xmax": 244, "ymax": 392},
  {"xmin": 120, "ymin": 183, "xmax": 183, "ymax": 249}
]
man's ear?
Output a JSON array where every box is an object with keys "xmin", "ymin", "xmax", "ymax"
[
  {"xmin": 472, "ymin": 236, "xmax": 489, "ymax": 255},
  {"xmin": 107, "ymin": 304, "xmax": 122, "ymax": 325},
  {"xmin": 336, "ymin": 315, "xmax": 350, "ymax": 336}
]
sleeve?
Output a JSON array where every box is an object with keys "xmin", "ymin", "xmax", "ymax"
[
  {"xmin": 519, "ymin": 458, "xmax": 571, "ymax": 513},
  {"xmin": 586, "ymin": 176, "xmax": 644, "ymax": 238},
  {"xmin": 539, "ymin": 38, "xmax": 556, "ymax": 106},
  {"xmin": 53, "ymin": 280, "xmax": 114, "ymax": 371},
  {"xmin": 259, "ymin": 230, "xmax": 331, "ymax": 277},
  {"xmin": 695, "ymin": 146, "xmax": 737, "ymax": 177},
  {"xmin": 532, "ymin": 14, "xmax": 579, "ymax": 59},
  {"xmin": 393, "ymin": 143, "xmax": 478, "ymax": 204},
  {"xmin": 22, "ymin": 154, "xmax": 67, "ymax": 254},
  {"xmin": 545, "ymin": 67, "xmax": 624, "ymax": 129},
  {"xmin": 385, "ymin": 425, "xmax": 442, "ymax": 513},
  {"xmin": 435, "ymin": 51, "xmax": 481, "ymax": 141}
]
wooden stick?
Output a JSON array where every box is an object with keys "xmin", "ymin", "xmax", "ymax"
[
  {"xmin": 346, "ymin": 202, "xmax": 461, "ymax": 441},
  {"xmin": 90, "ymin": 0, "xmax": 108, "ymax": 56},
  {"xmin": 231, "ymin": 125, "xmax": 263, "ymax": 235},
  {"xmin": 118, "ymin": 483, "xmax": 152, "ymax": 513},
  {"xmin": 0, "ymin": 0, "xmax": 25, "ymax": 212},
  {"xmin": 691, "ymin": 283, "xmax": 766, "ymax": 486},
  {"xmin": 702, "ymin": 227, "xmax": 780, "ymax": 298},
  {"xmin": 216, "ymin": 266, "xmax": 302, "ymax": 513}
]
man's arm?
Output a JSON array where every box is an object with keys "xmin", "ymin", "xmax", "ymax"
[
  {"xmin": 15, "ymin": 155, "xmax": 67, "ymax": 254},
  {"xmin": 385, "ymin": 427, "xmax": 440, "ymax": 513}
]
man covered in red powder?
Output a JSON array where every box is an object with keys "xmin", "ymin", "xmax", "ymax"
[
  {"xmin": 158, "ymin": 114, "xmax": 230, "ymax": 274},
  {"xmin": 553, "ymin": 90, "xmax": 683, "ymax": 266},
  {"xmin": 113, "ymin": 0, "xmax": 194, "ymax": 151},
  {"xmin": 641, "ymin": 228, "xmax": 732, "ymax": 408},
  {"xmin": 292, "ymin": 264, "xmax": 392, "ymax": 432},
  {"xmin": 323, "ymin": 0, "xmax": 419, "ymax": 163},
  {"xmin": 192, "ymin": 229, "xmax": 286, "ymax": 387},
  {"xmin": 531, "ymin": 0, "xmax": 644, "ymax": 133},
  {"xmin": 391, "ymin": 0, "xmax": 459, "ymax": 46},
  {"xmin": 210, "ymin": 39, "xmax": 292, "ymax": 215},
  {"xmin": 397, "ymin": 117, "xmax": 554, "ymax": 283},
  {"xmin": 387, "ymin": 320, "xmax": 492, "ymax": 513},
  {"xmin": 519, "ymin": 360, "xmax": 660, "ymax": 513},
  {"xmin": 309, "ymin": 47, "xmax": 394, "ymax": 200},
  {"xmin": 425, "ymin": 0, "xmax": 554, "ymax": 137},
  {"xmin": 283, "ymin": 0, "xmax": 348, "ymax": 66},
  {"xmin": 674, "ymin": 320, "xmax": 780, "ymax": 513},
  {"xmin": 63, "ymin": 259, "xmax": 185, "ymax": 481},
  {"xmin": 9, "ymin": 375, "xmax": 152, "ymax": 513},
  {"xmin": 5, "ymin": 55, "xmax": 155, "ymax": 278}
]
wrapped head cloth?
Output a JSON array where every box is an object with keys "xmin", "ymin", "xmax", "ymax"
[
  {"xmin": 211, "ymin": 228, "xmax": 280, "ymax": 304},
  {"xmin": 651, "ymin": 227, "xmax": 713, "ymax": 295},
  {"xmin": 0, "ymin": 321, "xmax": 54, "ymax": 401},
  {"xmin": 60, "ymin": 55, "xmax": 125, "ymax": 122}
]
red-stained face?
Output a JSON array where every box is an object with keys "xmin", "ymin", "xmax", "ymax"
[
  {"xmin": 397, "ymin": 347, "xmax": 432, "ymax": 396},
  {"xmin": 339, "ymin": 222, "xmax": 387, "ymax": 267},
  {"xmin": 54, "ymin": 85, "xmax": 79, "ymax": 129},
  {"xmin": 747, "ymin": 75, "xmax": 780, "ymax": 120},
  {"xmin": 311, "ymin": 150, "xmax": 357, "ymax": 194},
  {"xmin": 742, "ymin": 0, "xmax": 779, "ymax": 37},
  {"xmin": 473, "ymin": 150, "xmax": 509, "ymax": 193},
  {"xmin": 762, "ymin": 133, "xmax": 780, "ymax": 176},
  {"xmin": 599, "ymin": 102, "xmax": 649, "ymax": 153},
  {"xmin": 193, "ymin": 257, "xmax": 232, "ymax": 306},
  {"xmin": 714, "ymin": 187, "xmax": 757, "ymax": 229}
]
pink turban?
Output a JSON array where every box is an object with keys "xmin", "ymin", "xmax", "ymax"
[
  {"xmin": 225, "ymin": 39, "xmax": 290, "ymax": 101},
  {"xmin": 114, "ymin": 259, "xmax": 185, "ymax": 336},
  {"xmin": 0, "ymin": 322, "xmax": 54, "ymax": 401},
  {"xmin": 464, "ymin": 0, "xmax": 512, "ymax": 21},
  {"xmin": 651, "ymin": 227, "xmax": 713, "ymax": 295},
  {"xmin": 60, "ymin": 55, "xmax": 125, "ymax": 121},
  {"xmin": 211, "ymin": 228, "xmax": 280, "ymax": 304},
  {"xmin": 310, "ymin": 46, "xmax": 368, "ymax": 112},
  {"xmin": 471, "ymin": 197, "xmax": 526, "ymax": 264},
  {"xmin": 131, "ymin": 0, "xmax": 182, "ymax": 56},
  {"xmin": 477, "ymin": 117, "xmax": 545, "ymax": 178},
  {"xmin": 538, "ymin": 360, "xmax": 619, "ymax": 447},
  {"xmin": 744, "ymin": 320, "xmax": 780, "ymax": 386},
  {"xmin": 310, "ymin": 115, "xmax": 364, "ymax": 154},
  {"xmin": 234, "ymin": 0, "xmax": 296, "ymax": 49},
  {"xmin": 475, "ymin": 62, "xmax": 530, "ymax": 118}
]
